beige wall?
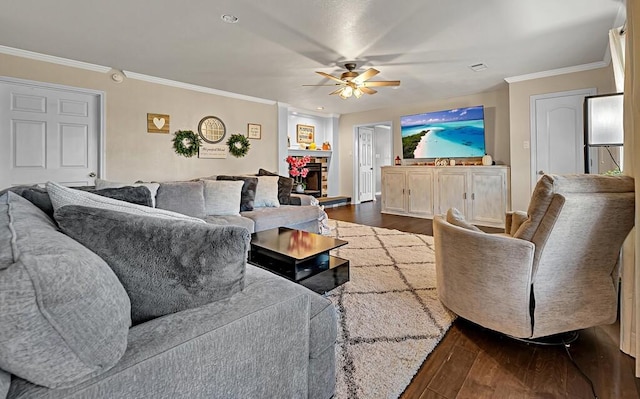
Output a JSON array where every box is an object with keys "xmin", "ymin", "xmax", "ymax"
[
  {"xmin": 508, "ymin": 65, "xmax": 616, "ymax": 210},
  {"xmin": 337, "ymin": 86, "xmax": 510, "ymax": 198},
  {"xmin": 0, "ymin": 53, "xmax": 278, "ymax": 182},
  {"xmin": 0, "ymin": 52, "xmax": 617, "ymax": 207}
]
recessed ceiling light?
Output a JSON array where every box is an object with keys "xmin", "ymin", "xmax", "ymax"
[
  {"xmin": 316, "ymin": 106, "xmax": 324, "ymax": 110},
  {"xmin": 469, "ymin": 63, "xmax": 488, "ymax": 72},
  {"xmin": 221, "ymin": 14, "xmax": 239, "ymax": 24}
]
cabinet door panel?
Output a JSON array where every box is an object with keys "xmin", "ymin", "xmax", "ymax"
[
  {"xmin": 382, "ymin": 169, "xmax": 406, "ymax": 213},
  {"xmin": 407, "ymin": 171, "xmax": 434, "ymax": 217},
  {"xmin": 469, "ymin": 171, "xmax": 506, "ymax": 225},
  {"xmin": 437, "ymin": 171, "xmax": 467, "ymax": 216}
]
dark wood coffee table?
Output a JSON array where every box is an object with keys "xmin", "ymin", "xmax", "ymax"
[{"xmin": 248, "ymin": 227, "xmax": 349, "ymax": 294}]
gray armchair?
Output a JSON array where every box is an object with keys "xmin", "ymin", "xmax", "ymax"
[{"xmin": 433, "ymin": 174, "xmax": 635, "ymax": 339}]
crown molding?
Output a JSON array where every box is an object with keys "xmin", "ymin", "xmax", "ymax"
[
  {"xmin": 122, "ymin": 70, "xmax": 276, "ymax": 105},
  {"xmin": 504, "ymin": 61, "xmax": 609, "ymax": 83},
  {"xmin": 0, "ymin": 45, "xmax": 276, "ymax": 106},
  {"xmin": 0, "ymin": 45, "xmax": 111, "ymax": 73},
  {"xmin": 288, "ymin": 106, "xmax": 340, "ymax": 119}
]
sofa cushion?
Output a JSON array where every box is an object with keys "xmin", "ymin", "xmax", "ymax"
[
  {"xmin": 0, "ymin": 370, "xmax": 9, "ymax": 399},
  {"xmin": 216, "ymin": 176, "xmax": 258, "ymax": 211},
  {"xmin": 242, "ymin": 205, "xmax": 322, "ymax": 232},
  {"xmin": 258, "ymin": 168, "xmax": 294, "ymax": 205},
  {"xmin": 8, "ymin": 265, "xmax": 336, "ymax": 399},
  {"xmin": 202, "ymin": 180, "xmax": 244, "ymax": 216},
  {"xmin": 55, "ymin": 206, "xmax": 250, "ymax": 325},
  {"xmin": 446, "ymin": 208, "xmax": 481, "ymax": 232},
  {"xmin": 252, "ymin": 175, "xmax": 280, "ymax": 208},
  {"xmin": 0, "ymin": 193, "xmax": 131, "ymax": 389},
  {"xmin": 155, "ymin": 181, "xmax": 206, "ymax": 218},
  {"xmin": 95, "ymin": 178, "xmax": 161, "ymax": 207},
  {"xmin": 47, "ymin": 181, "xmax": 205, "ymax": 224}
]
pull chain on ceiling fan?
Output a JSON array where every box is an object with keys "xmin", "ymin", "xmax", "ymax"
[{"xmin": 303, "ymin": 63, "xmax": 400, "ymax": 99}]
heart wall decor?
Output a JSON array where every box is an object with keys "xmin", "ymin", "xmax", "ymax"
[
  {"xmin": 147, "ymin": 113, "xmax": 170, "ymax": 134},
  {"xmin": 153, "ymin": 117, "xmax": 165, "ymax": 129}
]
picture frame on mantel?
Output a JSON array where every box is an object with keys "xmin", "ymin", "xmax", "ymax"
[
  {"xmin": 296, "ymin": 124, "xmax": 314, "ymax": 144},
  {"xmin": 247, "ymin": 123, "xmax": 261, "ymax": 139}
]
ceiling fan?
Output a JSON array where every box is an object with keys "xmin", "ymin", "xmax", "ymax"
[{"xmin": 304, "ymin": 63, "xmax": 400, "ymax": 99}]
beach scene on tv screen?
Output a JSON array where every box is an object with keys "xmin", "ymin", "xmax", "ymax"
[{"xmin": 401, "ymin": 106, "xmax": 485, "ymax": 159}]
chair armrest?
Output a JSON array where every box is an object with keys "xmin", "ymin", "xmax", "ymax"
[{"xmin": 433, "ymin": 215, "xmax": 536, "ymax": 338}]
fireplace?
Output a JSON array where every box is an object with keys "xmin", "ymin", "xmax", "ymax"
[
  {"xmin": 288, "ymin": 156, "xmax": 329, "ymax": 198},
  {"xmin": 302, "ymin": 163, "xmax": 322, "ymax": 197}
]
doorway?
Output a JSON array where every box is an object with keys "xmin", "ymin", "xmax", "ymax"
[
  {"xmin": 353, "ymin": 122, "xmax": 393, "ymax": 203},
  {"xmin": 0, "ymin": 76, "xmax": 105, "ymax": 188},
  {"xmin": 530, "ymin": 88, "xmax": 596, "ymax": 191}
]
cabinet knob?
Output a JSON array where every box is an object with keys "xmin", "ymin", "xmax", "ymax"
[{"xmin": 89, "ymin": 172, "xmax": 96, "ymax": 178}]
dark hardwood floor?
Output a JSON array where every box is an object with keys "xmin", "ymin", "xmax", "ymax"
[{"xmin": 325, "ymin": 198, "xmax": 640, "ymax": 399}]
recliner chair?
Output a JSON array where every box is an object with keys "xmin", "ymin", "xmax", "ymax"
[{"xmin": 433, "ymin": 174, "xmax": 635, "ymax": 339}]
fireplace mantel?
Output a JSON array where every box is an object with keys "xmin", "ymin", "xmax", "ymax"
[{"xmin": 287, "ymin": 149, "xmax": 332, "ymax": 158}]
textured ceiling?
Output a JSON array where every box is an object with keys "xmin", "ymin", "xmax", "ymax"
[{"xmin": 0, "ymin": 0, "xmax": 625, "ymax": 114}]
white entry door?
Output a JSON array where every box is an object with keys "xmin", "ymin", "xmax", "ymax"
[
  {"xmin": 0, "ymin": 78, "xmax": 103, "ymax": 188},
  {"xmin": 358, "ymin": 127, "xmax": 374, "ymax": 202},
  {"xmin": 530, "ymin": 88, "xmax": 596, "ymax": 191}
]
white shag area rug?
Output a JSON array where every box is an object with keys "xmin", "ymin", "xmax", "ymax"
[{"xmin": 325, "ymin": 220, "xmax": 455, "ymax": 399}]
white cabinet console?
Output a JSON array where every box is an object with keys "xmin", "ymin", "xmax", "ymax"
[{"xmin": 381, "ymin": 166, "xmax": 510, "ymax": 228}]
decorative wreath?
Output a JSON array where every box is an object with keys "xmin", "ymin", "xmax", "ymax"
[
  {"xmin": 172, "ymin": 130, "xmax": 201, "ymax": 158},
  {"xmin": 227, "ymin": 134, "xmax": 250, "ymax": 158}
]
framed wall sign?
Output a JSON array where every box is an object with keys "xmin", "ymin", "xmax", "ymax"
[
  {"xmin": 296, "ymin": 124, "xmax": 314, "ymax": 144},
  {"xmin": 247, "ymin": 123, "xmax": 261, "ymax": 139},
  {"xmin": 199, "ymin": 143, "xmax": 228, "ymax": 159}
]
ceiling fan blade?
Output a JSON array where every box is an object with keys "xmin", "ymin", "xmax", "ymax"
[
  {"xmin": 302, "ymin": 84, "xmax": 343, "ymax": 86},
  {"xmin": 329, "ymin": 87, "xmax": 344, "ymax": 95},
  {"xmin": 362, "ymin": 80, "xmax": 401, "ymax": 87},
  {"xmin": 316, "ymin": 71, "xmax": 345, "ymax": 84},
  {"xmin": 360, "ymin": 87, "xmax": 377, "ymax": 95},
  {"xmin": 352, "ymin": 68, "xmax": 380, "ymax": 84}
]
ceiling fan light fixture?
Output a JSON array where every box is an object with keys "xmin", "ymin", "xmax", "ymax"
[
  {"xmin": 353, "ymin": 87, "xmax": 363, "ymax": 98},
  {"xmin": 342, "ymin": 86, "xmax": 353, "ymax": 98}
]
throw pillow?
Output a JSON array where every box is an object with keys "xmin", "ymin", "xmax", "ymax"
[
  {"xmin": 19, "ymin": 186, "xmax": 54, "ymax": 216},
  {"xmin": 216, "ymin": 176, "xmax": 258, "ymax": 212},
  {"xmin": 155, "ymin": 181, "xmax": 206, "ymax": 218},
  {"xmin": 0, "ymin": 193, "xmax": 131, "ymax": 388},
  {"xmin": 20, "ymin": 185, "xmax": 153, "ymax": 218},
  {"xmin": 55, "ymin": 205, "xmax": 250, "ymax": 325},
  {"xmin": 95, "ymin": 178, "xmax": 160, "ymax": 207},
  {"xmin": 258, "ymin": 168, "xmax": 294, "ymax": 205},
  {"xmin": 446, "ymin": 208, "xmax": 482, "ymax": 232},
  {"xmin": 46, "ymin": 181, "xmax": 205, "ymax": 224},
  {"xmin": 252, "ymin": 175, "xmax": 280, "ymax": 208},
  {"xmin": 202, "ymin": 180, "xmax": 244, "ymax": 216}
]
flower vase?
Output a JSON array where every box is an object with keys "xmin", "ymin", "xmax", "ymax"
[{"xmin": 295, "ymin": 184, "xmax": 305, "ymax": 193}]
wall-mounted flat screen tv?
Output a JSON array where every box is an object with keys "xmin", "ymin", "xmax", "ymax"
[{"xmin": 401, "ymin": 105, "xmax": 486, "ymax": 159}]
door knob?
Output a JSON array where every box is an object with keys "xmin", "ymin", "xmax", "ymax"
[
  {"xmin": 538, "ymin": 170, "xmax": 545, "ymax": 175},
  {"xmin": 89, "ymin": 172, "xmax": 96, "ymax": 178}
]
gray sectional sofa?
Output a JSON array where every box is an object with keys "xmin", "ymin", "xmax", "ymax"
[
  {"xmin": 96, "ymin": 178, "xmax": 325, "ymax": 234},
  {"xmin": 0, "ymin": 179, "xmax": 337, "ymax": 399}
]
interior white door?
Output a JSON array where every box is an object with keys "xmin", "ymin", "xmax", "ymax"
[
  {"xmin": 0, "ymin": 79, "xmax": 101, "ymax": 188},
  {"xmin": 531, "ymin": 88, "xmax": 596, "ymax": 190},
  {"xmin": 358, "ymin": 127, "xmax": 374, "ymax": 202}
]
